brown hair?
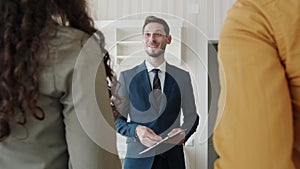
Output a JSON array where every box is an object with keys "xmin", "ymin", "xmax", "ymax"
[
  {"xmin": 142, "ymin": 16, "xmax": 170, "ymax": 35},
  {"xmin": 0, "ymin": 0, "xmax": 114, "ymax": 141}
]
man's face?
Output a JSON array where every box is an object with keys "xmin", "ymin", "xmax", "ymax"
[{"xmin": 142, "ymin": 22, "xmax": 171, "ymax": 58}]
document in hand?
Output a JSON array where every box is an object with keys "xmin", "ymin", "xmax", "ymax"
[{"xmin": 139, "ymin": 129, "xmax": 187, "ymax": 154}]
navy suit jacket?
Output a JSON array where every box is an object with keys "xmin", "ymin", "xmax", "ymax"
[{"xmin": 115, "ymin": 61, "xmax": 199, "ymax": 169}]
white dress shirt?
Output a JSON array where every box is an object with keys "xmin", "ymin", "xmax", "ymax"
[{"xmin": 145, "ymin": 60, "xmax": 166, "ymax": 92}]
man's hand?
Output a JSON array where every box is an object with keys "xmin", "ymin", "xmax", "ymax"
[
  {"xmin": 165, "ymin": 128, "xmax": 186, "ymax": 145},
  {"xmin": 136, "ymin": 125, "xmax": 162, "ymax": 147}
]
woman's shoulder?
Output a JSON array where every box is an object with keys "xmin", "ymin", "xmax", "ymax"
[
  {"xmin": 49, "ymin": 25, "xmax": 90, "ymax": 48},
  {"xmin": 46, "ymin": 25, "xmax": 93, "ymax": 66}
]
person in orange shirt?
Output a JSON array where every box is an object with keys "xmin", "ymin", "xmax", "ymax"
[{"xmin": 214, "ymin": 0, "xmax": 300, "ymax": 169}]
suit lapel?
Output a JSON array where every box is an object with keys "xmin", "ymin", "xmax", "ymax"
[
  {"xmin": 133, "ymin": 61, "xmax": 178, "ymax": 113},
  {"xmin": 137, "ymin": 61, "xmax": 161, "ymax": 113},
  {"xmin": 159, "ymin": 63, "xmax": 175, "ymax": 113},
  {"xmin": 163, "ymin": 63, "xmax": 173, "ymax": 97},
  {"xmin": 136, "ymin": 61, "xmax": 152, "ymax": 95}
]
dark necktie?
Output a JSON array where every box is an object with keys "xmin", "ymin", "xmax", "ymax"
[
  {"xmin": 152, "ymin": 69, "xmax": 162, "ymax": 108},
  {"xmin": 152, "ymin": 69, "xmax": 161, "ymax": 90}
]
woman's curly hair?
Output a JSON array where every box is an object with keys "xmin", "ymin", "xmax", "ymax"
[{"xmin": 0, "ymin": 0, "xmax": 114, "ymax": 141}]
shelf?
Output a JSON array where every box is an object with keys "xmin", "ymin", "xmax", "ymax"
[
  {"xmin": 116, "ymin": 55, "xmax": 128, "ymax": 58},
  {"xmin": 116, "ymin": 41, "xmax": 142, "ymax": 44},
  {"xmin": 116, "ymin": 28, "xmax": 142, "ymax": 42}
]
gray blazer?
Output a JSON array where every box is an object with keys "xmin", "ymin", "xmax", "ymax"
[{"xmin": 0, "ymin": 25, "xmax": 121, "ymax": 169}]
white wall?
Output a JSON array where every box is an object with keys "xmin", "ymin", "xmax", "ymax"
[
  {"xmin": 87, "ymin": 0, "xmax": 235, "ymax": 39},
  {"xmin": 87, "ymin": 0, "xmax": 235, "ymax": 169}
]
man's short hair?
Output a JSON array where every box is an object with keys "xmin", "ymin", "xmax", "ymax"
[{"xmin": 142, "ymin": 16, "xmax": 170, "ymax": 35}]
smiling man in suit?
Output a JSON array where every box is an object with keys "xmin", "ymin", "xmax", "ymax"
[{"xmin": 115, "ymin": 16, "xmax": 199, "ymax": 169}]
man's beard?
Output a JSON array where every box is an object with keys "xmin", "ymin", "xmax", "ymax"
[{"xmin": 145, "ymin": 48, "xmax": 165, "ymax": 58}]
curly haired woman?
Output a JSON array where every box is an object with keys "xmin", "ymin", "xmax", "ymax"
[{"xmin": 0, "ymin": 0, "xmax": 121, "ymax": 168}]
